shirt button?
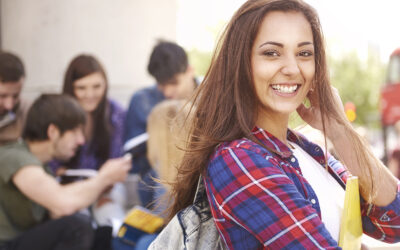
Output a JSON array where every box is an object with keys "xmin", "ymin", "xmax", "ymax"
[
  {"xmin": 380, "ymin": 214, "xmax": 390, "ymax": 222},
  {"xmin": 311, "ymin": 199, "xmax": 316, "ymax": 204},
  {"xmin": 291, "ymin": 158, "xmax": 296, "ymax": 163}
]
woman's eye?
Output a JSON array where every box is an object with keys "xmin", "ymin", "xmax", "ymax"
[
  {"xmin": 298, "ymin": 50, "xmax": 313, "ymax": 57},
  {"xmin": 263, "ymin": 50, "xmax": 280, "ymax": 57}
]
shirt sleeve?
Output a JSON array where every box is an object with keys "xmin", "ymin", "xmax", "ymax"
[
  {"xmin": 123, "ymin": 93, "xmax": 148, "ymax": 156},
  {"xmin": 206, "ymin": 146, "xmax": 340, "ymax": 249},
  {"xmin": 0, "ymin": 144, "xmax": 42, "ymax": 183},
  {"xmin": 328, "ymin": 154, "xmax": 400, "ymax": 243},
  {"xmin": 109, "ymin": 100, "xmax": 126, "ymax": 158}
]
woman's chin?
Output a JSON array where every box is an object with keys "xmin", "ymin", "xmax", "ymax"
[{"xmin": 82, "ymin": 104, "xmax": 97, "ymax": 113}]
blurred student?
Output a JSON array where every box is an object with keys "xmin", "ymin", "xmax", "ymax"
[
  {"xmin": 124, "ymin": 41, "xmax": 197, "ymax": 207},
  {"xmin": 0, "ymin": 51, "xmax": 30, "ymax": 145},
  {"xmin": 55, "ymin": 54, "xmax": 127, "ymax": 229},
  {"xmin": 0, "ymin": 94, "xmax": 130, "ymax": 250},
  {"xmin": 147, "ymin": 99, "xmax": 190, "ymax": 191},
  {"xmin": 114, "ymin": 100, "xmax": 191, "ymax": 250}
]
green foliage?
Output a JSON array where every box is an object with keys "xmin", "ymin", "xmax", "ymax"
[
  {"xmin": 329, "ymin": 51, "xmax": 386, "ymax": 127},
  {"xmin": 187, "ymin": 20, "xmax": 227, "ymax": 78},
  {"xmin": 187, "ymin": 48, "xmax": 212, "ymax": 77}
]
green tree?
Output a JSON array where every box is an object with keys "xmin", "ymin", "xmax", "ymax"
[
  {"xmin": 329, "ymin": 50, "xmax": 386, "ymax": 127},
  {"xmin": 187, "ymin": 48, "xmax": 212, "ymax": 77}
]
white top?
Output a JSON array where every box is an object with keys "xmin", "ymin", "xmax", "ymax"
[{"xmin": 291, "ymin": 143, "xmax": 345, "ymax": 242}]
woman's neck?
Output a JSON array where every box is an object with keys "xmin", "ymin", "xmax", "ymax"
[
  {"xmin": 84, "ymin": 114, "xmax": 93, "ymax": 141},
  {"xmin": 256, "ymin": 109, "xmax": 290, "ymax": 145}
]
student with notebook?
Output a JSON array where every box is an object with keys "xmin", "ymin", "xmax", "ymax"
[
  {"xmin": 49, "ymin": 54, "xmax": 128, "ymax": 239},
  {"xmin": 0, "ymin": 94, "xmax": 130, "ymax": 250},
  {"xmin": 165, "ymin": 0, "xmax": 400, "ymax": 248}
]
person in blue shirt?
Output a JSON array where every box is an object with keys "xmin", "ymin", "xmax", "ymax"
[{"xmin": 124, "ymin": 41, "xmax": 197, "ymax": 207}]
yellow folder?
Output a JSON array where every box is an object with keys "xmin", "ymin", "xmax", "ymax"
[
  {"xmin": 338, "ymin": 175, "xmax": 362, "ymax": 250},
  {"xmin": 120, "ymin": 205, "xmax": 164, "ymax": 234}
]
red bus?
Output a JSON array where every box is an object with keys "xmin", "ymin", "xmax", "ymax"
[{"xmin": 380, "ymin": 48, "xmax": 400, "ymax": 162}]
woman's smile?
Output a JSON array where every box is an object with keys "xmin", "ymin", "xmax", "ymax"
[{"xmin": 270, "ymin": 83, "xmax": 301, "ymax": 96}]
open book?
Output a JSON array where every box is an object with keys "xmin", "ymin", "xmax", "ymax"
[
  {"xmin": 63, "ymin": 169, "xmax": 98, "ymax": 177},
  {"xmin": 123, "ymin": 133, "xmax": 148, "ymax": 152},
  {"xmin": 61, "ymin": 153, "xmax": 131, "ymax": 178},
  {"xmin": 59, "ymin": 133, "xmax": 147, "ymax": 179}
]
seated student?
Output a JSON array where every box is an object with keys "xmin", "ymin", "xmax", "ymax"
[
  {"xmin": 113, "ymin": 100, "xmax": 191, "ymax": 250},
  {"xmin": 0, "ymin": 51, "xmax": 30, "ymax": 145},
  {"xmin": 54, "ymin": 54, "xmax": 127, "ymax": 228},
  {"xmin": 124, "ymin": 41, "xmax": 197, "ymax": 208},
  {"xmin": 0, "ymin": 94, "xmax": 131, "ymax": 250}
]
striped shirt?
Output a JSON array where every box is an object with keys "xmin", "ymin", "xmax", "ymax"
[{"xmin": 204, "ymin": 127, "xmax": 400, "ymax": 249}]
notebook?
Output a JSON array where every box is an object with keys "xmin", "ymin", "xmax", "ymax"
[{"xmin": 338, "ymin": 175, "xmax": 362, "ymax": 249}]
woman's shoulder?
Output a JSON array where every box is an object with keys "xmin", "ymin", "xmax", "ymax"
[
  {"xmin": 108, "ymin": 99, "xmax": 126, "ymax": 126},
  {"xmin": 108, "ymin": 99, "xmax": 125, "ymax": 112},
  {"xmin": 130, "ymin": 85, "xmax": 163, "ymax": 102},
  {"xmin": 209, "ymin": 137, "xmax": 279, "ymax": 167},
  {"xmin": 206, "ymin": 137, "xmax": 287, "ymax": 196},
  {"xmin": 108, "ymin": 99, "xmax": 126, "ymax": 119},
  {"xmin": 213, "ymin": 138, "xmax": 263, "ymax": 154}
]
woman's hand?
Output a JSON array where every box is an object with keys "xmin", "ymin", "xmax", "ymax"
[
  {"xmin": 296, "ymin": 86, "xmax": 347, "ymax": 139},
  {"xmin": 98, "ymin": 154, "xmax": 132, "ymax": 186}
]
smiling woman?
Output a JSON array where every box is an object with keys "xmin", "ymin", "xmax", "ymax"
[
  {"xmin": 252, "ymin": 11, "xmax": 315, "ymax": 137},
  {"xmin": 161, "ymin": 0, "xmax": 400, "ymax": 249},
  {"xmin": 47, "ymin": 54, "xmax": 129, "ymax": 237},
  {"xmin": 61, "ymin": 54, "xmax": 125, "ymax": 170}
]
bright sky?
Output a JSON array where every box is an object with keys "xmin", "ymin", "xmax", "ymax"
[{"xmin": 177, "ymin": 0, "xmax": 400, "ymax": 63}]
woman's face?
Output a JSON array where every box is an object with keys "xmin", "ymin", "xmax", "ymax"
[
  {"xmin": 251, "ymin": 11, "xmax": 315, "ymax": 117},
  {"xmin": 73, "ymin": 72, "xmax": 106, "ymax": 113}
]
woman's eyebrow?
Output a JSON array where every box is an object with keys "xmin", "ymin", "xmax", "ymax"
[
  {"xmin": 298, "ymin": 41, "xmax": 313, "ymax": 47},
  {"xmin": 259, "ymin": 41, "xmax": 283, "ymax": 48},
  {"xmin": 258, "ymin": 41, "xmax": 313, "ymax": 48}
]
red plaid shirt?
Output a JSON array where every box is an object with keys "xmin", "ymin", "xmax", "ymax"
[{"xmin": 204, "ymin": 127, "xmax": 400, "ymax": 249}]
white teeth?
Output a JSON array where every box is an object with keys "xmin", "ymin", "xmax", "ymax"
[{"xmin": 271, "ymin": 84, "xmax": 298, "ymax": 93}]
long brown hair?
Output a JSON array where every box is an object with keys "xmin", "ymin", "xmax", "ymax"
[
  {"xmin": 63, "ymin": 54, "xmax": 111, "ymax": 166},
  {"xmin": 169, "ymin": 0, "xmax": 376, "ymax": 219}
]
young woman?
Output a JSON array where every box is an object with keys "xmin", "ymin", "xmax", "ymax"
[
  {"xmin": 57, "ymin": 54, "xmax": 128, "ymax": 231},
  {"xmin": 62, "ymin": 54, "xmax": 126, "ymax": 172},
  {"xmin": 168, "ymin": 0, "xmax": 400, "ymax": 248}
]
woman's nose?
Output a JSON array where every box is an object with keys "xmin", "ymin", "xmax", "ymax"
[{"xmin": 281, "ymin": 55, "xmax": 300, "ymax": 76}]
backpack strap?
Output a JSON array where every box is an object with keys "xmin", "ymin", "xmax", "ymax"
[{"xmin": 193, "ymin": 175, "xmax": 205, "ymax": 204}]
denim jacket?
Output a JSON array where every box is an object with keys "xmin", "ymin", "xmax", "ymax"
[{"xmin": 148, "ymin": 178, "xmax": 226, "ymax": 250}]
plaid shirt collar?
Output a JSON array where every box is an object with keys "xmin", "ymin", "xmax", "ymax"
[{"xmin": 251, "ymin": 126, "xmax": 327, "ymax": 166}]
